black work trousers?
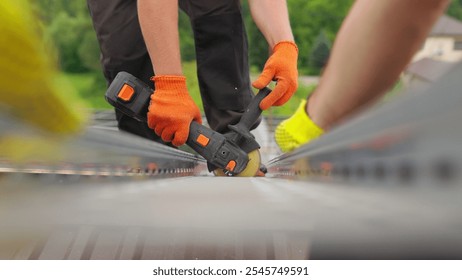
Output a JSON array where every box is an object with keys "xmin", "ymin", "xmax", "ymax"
[{"xmin": 87, "ymin": 0, "xmax": 259, "ymax": 140}]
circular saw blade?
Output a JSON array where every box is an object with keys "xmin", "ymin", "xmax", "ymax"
[{"xmin": 213, "ymin": 149, "xmax": 261, "ymax": 177}]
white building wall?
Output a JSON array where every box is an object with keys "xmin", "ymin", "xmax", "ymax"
[{"xmin": 413, "ymin": 36, "xmax": 462, "ymax": 62}]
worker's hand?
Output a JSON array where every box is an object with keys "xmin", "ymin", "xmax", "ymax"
[
  {"xmin": 252, "ymin": 41, "xmax": 298, "ymax": 110},
  {"xmin": 147, "ymin": 75, "xmax": 202, "ymax": 147}
]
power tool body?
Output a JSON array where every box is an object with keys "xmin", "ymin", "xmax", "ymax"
[{"xmin": 105, "ymin": 72, "xmax": 269, "ymax": 176}]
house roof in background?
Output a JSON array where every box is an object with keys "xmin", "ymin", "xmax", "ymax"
[
  {"xmin": 430, "ymin": 14, "xmax": 462, "ymax": 36},
  {"xmin": 405, "ymin": 58, "xmax": 455, "ymax": 82}
]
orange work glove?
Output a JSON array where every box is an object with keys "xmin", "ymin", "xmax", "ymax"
[
  {"xmin": 252, "ymin": 41, "xmax": 299, "ymax": 110},
  {"xmin": 147, "ymin": 75, "xmax": 202, "ymax": 147}
]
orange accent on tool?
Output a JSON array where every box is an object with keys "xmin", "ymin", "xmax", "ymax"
[
  {"xmin": 196, "ymin": 134, "xmax": 210, "ymax": 147},
  {"xmin": 226, "ymin": 160, "xmax": 237, "ymax": 172},
  {"xmin": 117, "ymin": 84, "xmax": 135, "ymax": 102}
]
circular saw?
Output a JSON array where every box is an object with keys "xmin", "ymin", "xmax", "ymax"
[{"xmin": 104, "ymin": 72, "xmax": 271, "ymax": 177}]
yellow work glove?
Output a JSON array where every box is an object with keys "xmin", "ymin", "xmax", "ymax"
[
  {"xmin": 275, "ymin": 99, "xmax": 324, "ymax": 153},
  {"xmin": 147, "ymin": 75, "xmax": 202, "ymax": 147},
  {"xmin": 252, "ymin": 41, "xmax": 298, "ymax": 110}
]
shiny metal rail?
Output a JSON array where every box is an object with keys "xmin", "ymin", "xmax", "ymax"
[
  {"xmin": 268, "ymin": 63, "xmax": 462, "ymax": 188},
  {"xmin": 0, "ymin": 115, "xmax": 207, "ymax": 178}
]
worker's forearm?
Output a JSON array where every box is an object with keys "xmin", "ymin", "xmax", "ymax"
[
  {"xmin": 310, "ymin": 0, "xmax": 449, "ymax": 129},
  {"xmin": 248, "ymin": 0, "xmax": 294, "ymax": 48},
  {"xmin": 138, "ymin": 0, "xmax": 183, "ymax": 75}
]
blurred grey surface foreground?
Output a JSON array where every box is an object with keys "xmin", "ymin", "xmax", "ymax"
[{"xmin": 1, "ymin": 176, "xmax": 461, "ymax": 260}]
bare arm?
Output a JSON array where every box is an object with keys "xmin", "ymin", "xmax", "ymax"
[
  {"xmin": 248, "ymin": 0, "xmax": 294, "ymax": 48},
  {"xmin": 309, "ymin": 0, "xmax": 450, "ymax": 130},
  {"xmin": 137, "ymin": 0, "xmax": 182, "ymax": 75},
  {"xmin": 138, "ymin": 0, "xmax": 201, "ymax": 147},
  {"xmin": 248, "ymin": 0, "xmax": 298, "ymax": 110}
]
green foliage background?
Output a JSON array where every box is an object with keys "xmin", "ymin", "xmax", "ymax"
[{"xmin": 32, "ymin": 0, "xmax": 462, "ymax": 114}]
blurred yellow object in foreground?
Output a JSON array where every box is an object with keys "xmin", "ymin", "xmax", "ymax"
[{"xmin": 0, "ymin": 0, "xmax": 86, "ymax": 134}]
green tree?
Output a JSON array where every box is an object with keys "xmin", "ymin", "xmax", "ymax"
[
  {"xmin": 179, "ymin": 11, "xmax": 196, "ymax": 61},
  {"xmin": 33, "ymin": 0, "xmax": 88, "ymax": 24},
  {"xmin": 33, "ymin": 0, "xmax": 99, "ymax": 73},
  {"xmin": 242, "ymin": 0, "xmax": 353, "ymax": 74},
  {"xmin": 288, "ymin": 0, "xmax": 353, "ymax": 74},
  {"xmin": 241, "ymin": 2, "xmax": 270, "ymax": 71},
  {"xmin": 46, "ymin": 12, "xmax": 93, "ymax": 72},
  {"xmin": 78, "ymin": 31, "xmax": 101, "ymax": 71},
  {"xmin": 308, "ymin": 30, "xmax": 331, "ymax": 74},
  {"xmin": 447, "ymin": 0, "xmax": 462, "ymax": 20}
]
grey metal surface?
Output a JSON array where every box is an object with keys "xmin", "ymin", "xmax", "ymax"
[
  {"xmin": 1, "ymin": 176, "xmax": 461, "ymax": 259},
  {"xmin": 0, "ymin": 177, "xmax": 309, "ymax": 260}
]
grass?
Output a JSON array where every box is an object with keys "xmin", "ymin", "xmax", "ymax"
[
  {"xmin": 263, "ymin": 83, "xmax": 316, "ymax": 117},
  {"xmin": 383, "ymin": 79, "xmax": 404, "ymax": 101},
  {"xmin": 182, "ymin": 61, "xmax": 203, "ymax": 109},
  {"xmin": 57, "ymin": 71, "xmax": 111, "ymax": 109}
]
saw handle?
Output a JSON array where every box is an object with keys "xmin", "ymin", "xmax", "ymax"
[
  {"xmin": 238, "ymin": 87, "xmax": 272, "ymax": 129},
  {"xmin": 187, "ymin": 121, "xmax": 249, "ymax": 174}
]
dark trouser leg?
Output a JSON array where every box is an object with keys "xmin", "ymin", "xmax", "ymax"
[
  {"xmin": 87, "ymin": 0, "xmax": 163, "ymax": 142},
  {"xmin": 179, "ymin": 0, "xmax": 261, "ymax": 134}
]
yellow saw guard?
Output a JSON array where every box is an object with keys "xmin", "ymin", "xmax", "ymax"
[{"xmin": 213, "ymin": 149, "xmax": 262, "ymax": 177}]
